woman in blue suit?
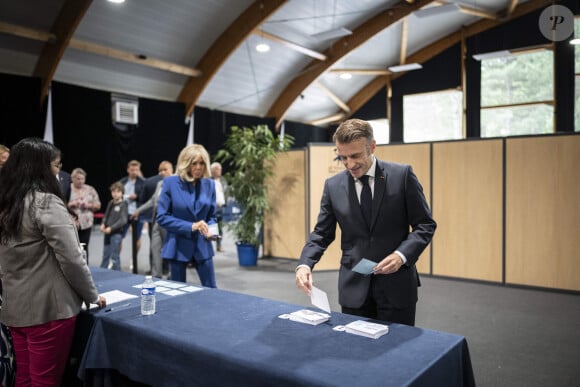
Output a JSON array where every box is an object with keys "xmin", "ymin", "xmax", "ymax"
[{"xmin": 157, "ymin": 144, "xmax": 218, "ymax": 287}]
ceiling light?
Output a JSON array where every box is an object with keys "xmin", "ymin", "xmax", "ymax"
[
  {"xmin": 256, "ymin": 43, "xmax": 270, "ymax": 53},
  {"xmin": 388, "ymin": 63, "xmax": 422, "ymax": 72},
  {"xmin": 339, "ymin": 73, "xmax": 352, "ymax": 80},
  {"xmin": 472, "ymin": 50, "xmax": 511, "ymax": 61},
  {"xmin": 107, "ymin": 0, "xmax": 125, "ymax": 3},
  {"xmin": 310, "ymin": 27, "xmax": 352, "ymax": 41},
  {"xmin": 571, "ymin": 38, "xmax": 580, "ymax": 45},
  {"xmin": 414, "ymin": 3, "xmax": 460, "ymax": 18}
]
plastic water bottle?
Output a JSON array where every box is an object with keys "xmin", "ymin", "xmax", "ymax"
[{"xmin": 141, "ymin": 275, "xmax": 156, "ymax": 315}]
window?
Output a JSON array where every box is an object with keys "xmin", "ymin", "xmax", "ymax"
[
  {"xmin": 403, "ymin": 89, "xmax": 463, "ymax": 143},
  {"xmin": 480, "ymin": 48, "xmax": 554, "ymax": 137},
  {"xmin": 368, "ymin": 119, "xmax": 390, "ymax": 144}
]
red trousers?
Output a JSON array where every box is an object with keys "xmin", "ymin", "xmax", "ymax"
[{"xmin": 9, "ymin": 316, "xmax": 77, "ymax": 387}]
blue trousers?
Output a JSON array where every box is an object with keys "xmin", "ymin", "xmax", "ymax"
[
  {"xmin": 100, "ymin": 233, "xmax": 122, "ymax": 270},
  {"xmin": 169, "ymin": 259, "xmax": 216, "ymax": 288}
]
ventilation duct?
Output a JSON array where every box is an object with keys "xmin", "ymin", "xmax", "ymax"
[
  {"xmin": 111, "ymin": 93, "xmax": 139, "ymax": 125},
  {"xmin": 113, "ymin": 101, "xmax": 138, "ymax": 124}
]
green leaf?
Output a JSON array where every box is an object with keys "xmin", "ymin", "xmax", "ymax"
[{"xmin": 214, "ymin": 125, "xmax": 294, "ymax": 246}]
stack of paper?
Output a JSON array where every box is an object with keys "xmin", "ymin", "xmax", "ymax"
[
  {"xmin": 288, "ymin": 309, "xmax": 331, "ymax": 325},
  {"xmin": 344, "ymin": 320, "xmax": 389, "ymax": 339}
]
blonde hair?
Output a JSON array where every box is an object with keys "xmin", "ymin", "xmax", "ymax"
[
  {"xmin": 0, "ymin": 144, "xmax": 9, "ymax": 154},
  {"xmin": 176, "ymin": 144, "xmax": 210, "ymax": 182},
  {"xmin": 71, "ymin": 167, "xmax": 87, "ymax": 177}
]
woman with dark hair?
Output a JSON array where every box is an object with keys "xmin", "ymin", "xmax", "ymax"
[{"xmin": 0, "ymin": 138, "xmax": 106, "ymax": 386}]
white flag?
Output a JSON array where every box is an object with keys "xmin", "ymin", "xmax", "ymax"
[
  {"xmin": 43, "ymin": 88, "xmax": 54, "ymax": 144},
  {"xmin": 186, "ymin": 112, "xmax": 194, "ymax": 145}
]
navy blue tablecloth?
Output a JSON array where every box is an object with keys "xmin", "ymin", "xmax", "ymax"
[{"xmin": 77, "ymin": 268, "xmax": 475, "ymax": 387}]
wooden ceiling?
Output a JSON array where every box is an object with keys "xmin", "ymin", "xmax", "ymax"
[{"xmin": 0, "ymin": 0, "xmax": 552, "ymax": 128}]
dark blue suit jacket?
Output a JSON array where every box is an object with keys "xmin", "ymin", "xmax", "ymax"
[
  {"xmin": 156, "ymin": 175, "xmax": 216, "ymax": 263},
  {"xmin": 299, "ymin": 159, "xmax": 436, "ymax": 309},
  {"xmin": 139, "ymin": 174, "xmax": 163, "ymax": 222},
  {"xmin": 58, "ymin": 170, "xmax": 71, "ymax": 202}
]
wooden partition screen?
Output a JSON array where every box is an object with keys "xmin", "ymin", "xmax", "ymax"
[
  {"xmin": 375, "ymin": 143, "xmax": 432, "ymax": 274},
  {"xmin": 263, "ymin": 134, "xmax": 579, "ymax": 292},
  {"xmin": 432, "ymin": 140, "xmax": 503, "ymax": 282},
  {"xmin": 264, "ymin": 150, "xmax": 307, "ymax": 260},
  {"xmin": 306, "ymin": 144, "xmax": 345, "ymax": 270},
  {"xmin": 506, "ymin": 135, "xmax": 580, "ymax": 291}
]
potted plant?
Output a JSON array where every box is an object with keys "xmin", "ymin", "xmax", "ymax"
[{"xmin": 215, "ymin": 125, "xmax": 294, "ymax": 266}]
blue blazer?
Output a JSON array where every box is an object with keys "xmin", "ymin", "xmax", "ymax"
[{"xmin": 156, "ymin": 175, "xmax": 217, "ymax": 263}]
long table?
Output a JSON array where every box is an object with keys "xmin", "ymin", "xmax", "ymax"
[{"xmin": 75, "ymin": 268, "xmax": 475, "ymax": 386}]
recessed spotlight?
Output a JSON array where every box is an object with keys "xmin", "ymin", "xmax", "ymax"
[
  {"xmin": 339, "ymin": 73, "xmax": 352, "ymax": 80},
  {"xmin": 108, "ymin": 0, "xmax": 125, "ymax": 4},
  {"xmin": 571, "ymin": 38, "xmax": 580, "ymax": 45},
  {"xmin": 256, "ymin": 43, "xmax": 270, "ymax": 53}
]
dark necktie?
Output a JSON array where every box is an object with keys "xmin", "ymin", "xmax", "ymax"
[{"xmin": 359, "ymin": 175, "xmax": 372, "ymax": 227}]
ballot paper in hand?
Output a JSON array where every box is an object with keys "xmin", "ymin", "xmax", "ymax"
[
  {"xmin": 344, "ymin": 320, "xmax": 389, "ymax": 339},
  {"xmin": 310, "ymin": 286, "xmax": 331, "ymax": 313},
  {"xmin": 352, "ymin": 258, "xmax": 376, "ymax": 275}
]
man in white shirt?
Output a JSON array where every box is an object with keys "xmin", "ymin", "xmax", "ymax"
[{"xmin": 211, "ymin": 162, "xmax": 226, "ymax": 252}]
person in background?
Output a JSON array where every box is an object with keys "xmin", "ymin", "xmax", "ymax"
[
  {"xmin": 295, "ymin": 119, "xmax": 436, "ymax": 326},
  {"xmin": 0, "ymin": 278, "xmax": 15, "ymax": 387},
  {"xmin": 68, "ymin": 168, "xmax": 101, "ymax": 262},
  {"xmin": 0, "ymin": 138, "xmax": 106, "ymax": 386},
  {"xmin": 119, "ymin": 160, "xmax": 145, "ymax": 263},
  {"xmin": 210, "ymin": 162, "xmax": 227, "ymax": 252},
  {"xmin": 132, "ymin": 161, "xmax": 174, "ymax": 277},
  {"xmin": 0, "ymin": 144, "xmax": 16, "ymax": 387},
  {"xmin": 137, "ymin": 160, "xmax": 171, "ymax": 274},
  {"xmin": 0, "ymin": 144, "xmax": 9, "ymax": 170},
  {"xmin": 100, "ymin": 182, "xmax": 128, "ymax": 271},
  {"xmin": 51, "ymin": 147, "xmax": 71, "ymax": 202},
  {"xmin": 157, "ymin": 144, "xmax": 218, "ymax": 286}
]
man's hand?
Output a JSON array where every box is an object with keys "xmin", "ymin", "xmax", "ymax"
[
  {"xmin": 373, "ymin": 253, "xmax": 404, "ymax": 275},
  {"xmin": 295, "ymin": 266, "xmax": 313, "ymax": 295}
]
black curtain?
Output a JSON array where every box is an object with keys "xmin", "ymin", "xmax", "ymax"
[
  {"xmin": 0, "ymin": 73, "xmax": 44, "ymax": 147},
  {"xmin": 355, "ymin": 86, "xmax": 387, "ymax": 122},
  {"xmin": 51, "ymin": 82, "xmax": 188, "ymax": 205},
  {"xmin": 193, "ymin": 106, "xmax": 275, "ymax": 159},
  {"xmin": 284, "ymin": 120, "xmax": 330, "ymax": 147}
]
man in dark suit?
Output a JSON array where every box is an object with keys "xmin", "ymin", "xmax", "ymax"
[
  {"xmin": 295, "ymin": 119, "xmax": 436, "ymax": 326},
  {"xmin": 51, "ymin": 148, "xmax": 71, "ymax": 202},
  {"xmin": 132, "ymin": 161, "xmax": 173, "ymax": 275}
]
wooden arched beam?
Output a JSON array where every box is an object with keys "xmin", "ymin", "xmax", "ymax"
[
  {"xmin": 343, "ymin": 0, "xmax": 552, "ymax": 120},
  {"xmin": 178, "ymin": 0, "xmax": 287, "ymax": 118},
  {"xmin": 266, "ymin": 0, "xmax": 435, "ymax": 129},
  {"xmin": 33, "ymin": 0, "xmax": 93, "ymax": 107}
]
